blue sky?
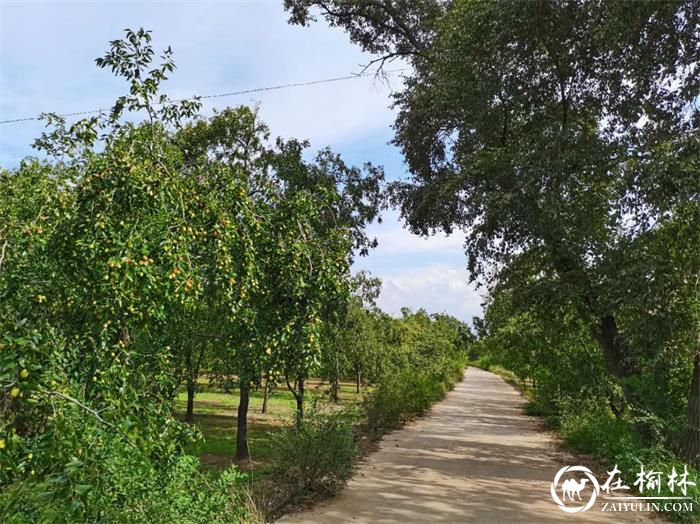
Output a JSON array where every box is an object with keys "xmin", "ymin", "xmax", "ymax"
[{"xmin": 0, "ymin": 0, "xmax": 484, "ymax": 321}]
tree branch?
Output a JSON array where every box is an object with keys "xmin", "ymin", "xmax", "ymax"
[
  {"xmin": 0, "ymin": 240, "xmax": 7, "ymax": 273},
  {"xmin": 41, "ymin": 389, "xmax": 138, "ymax": 449}
]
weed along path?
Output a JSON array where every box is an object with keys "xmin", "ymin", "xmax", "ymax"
[{"xmin": 279, "ymin": 367, "xmax": 650, "ymax": 523}]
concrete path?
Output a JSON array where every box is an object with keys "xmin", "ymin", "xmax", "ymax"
[{"xmin": 279, "ymin": 367, "xmax": 650, "ymax": 523}]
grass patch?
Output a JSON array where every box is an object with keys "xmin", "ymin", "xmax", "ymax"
[
  {"xmin": 560, "ymin": 402, "xmax": 700, "ymax": 522},
  {"xmin": 174, "ymin": 380, "xmax": 365, "ymax": 469}
]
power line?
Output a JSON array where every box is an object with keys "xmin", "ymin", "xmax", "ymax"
[{"xmin": 0, "ymin": 69, "xmax": 407, "ymax": 125}]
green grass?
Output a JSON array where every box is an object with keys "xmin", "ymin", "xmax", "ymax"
[
  {"xmin": 174, "ymin": 379, "xmax": 365, "ymax": 470},
  {"xmin": 560, "ymin": 404, "xmax": 700, "ymax": 522}
]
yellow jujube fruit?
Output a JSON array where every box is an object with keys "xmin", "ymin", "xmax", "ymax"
[
  {"xmin": 10, "ymin": 387, "xmax": 20, "ymax": 398},
  {"xmin": 0, "ymin": 439, "xmax": 5, "ymax": 449},
  {"xmin": 20, "ymin": 369, "xmax": 29, "ymax": 379}
]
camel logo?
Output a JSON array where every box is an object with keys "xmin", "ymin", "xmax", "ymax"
[{"xmin": 550, "ymin": 465, "xmax": 601, "ymax": 513}]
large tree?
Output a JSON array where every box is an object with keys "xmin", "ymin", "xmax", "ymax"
[
  {"xmin": 285, "ymin": 0, "xmax": 700, "ymax": 461},
  {"xmin": 177, "ymin": 105, "xmax": 384, "ymax": 459}
]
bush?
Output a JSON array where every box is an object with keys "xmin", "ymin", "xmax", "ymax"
[
  {"xmin": 1, "ymin": 447, "xmax": 251, "ymax": 523},
  {"xmin": 270, "ymin": 409, "xmax": 357, "ymax": 494},
  {"xmin": 363, "ymin": 357, "xmax": 465, "ymax": 435},
  {"xmin": 471, "ymin": 354, "xmax": 494, "ymax": 370},
  {"xmin": 560, "ymin": 400, "xmax": 700, "ymax": 523},
  {"xmin": 559, "ymin": 399, "xmax": 640, "ymax": 458}
]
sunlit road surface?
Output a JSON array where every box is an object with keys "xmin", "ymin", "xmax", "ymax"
[{"xmin": 278, "ymin": 367, "xmax": 651, "ymax": 523}]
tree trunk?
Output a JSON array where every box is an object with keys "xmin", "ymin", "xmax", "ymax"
[
  {"xmin": 330, "ymin": 353, "xmax": 340, "ymax": 403},
  {"xmin": 590, "ymin": 314, "xmax": 634, "ymax": 384},
  {"xmin": 261, "ymin": 378, "xmax": 269, "ymax": 414},
  {"xmin": 331, "ymin": 376, "xmax": 339, "ymax": 403},
  {"xmin": 589, "ymin": 313, "xmax": 652, "ymax": 424},
  {"xmin": 608, "ymin": 395, "xmax": 623, "ymax": 419},
  {"xmin": 295, "ymin": 378, "xmax": 305, "ymax": 429},
  {"xmin": 551, "ymin": 252, "xmax": 640, "ymax": 413},
  {"xmin": 235, "ymin": 383, "xmax": 250, "ymax": 461},
  {"xmin": 185, "ymin": 379, "xmax": 195, "ymax": 424},
  {"xmin": 356, "ymin": 368, "xmax": 361, "ymax": 394},
  {"xmin": 681, "ymin": 351, "xmax": 700, "ymax": 468}
]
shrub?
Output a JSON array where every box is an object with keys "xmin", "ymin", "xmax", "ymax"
[
  {"xmin": 270, "ymin": 409, "xmax": 357, "ymax": 494},
  {"xmin": 0, "ymin": 447, "xmax": 251, "ymax": 523},
  {"xmin": 559, "ymin": 399, "xmax": 640, "ymax": 458},
  {"xmin": 363, "ymin": 356, "xmax": 465, "ymax": 435},
  {"xmin": 559, "ymin": 400, "xmax": 700, "ymax": 523},
  {"xmin": 471, "ymin": 354, "xmax": 494, "ymax": 370}
]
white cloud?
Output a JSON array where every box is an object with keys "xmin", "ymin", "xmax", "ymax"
[
  {"xmin": 365, "ymin": 214, "xmax": 465, "ymax": 256},
  {"xmin": 353, "ymin": 211, "xmax": 482, "ymax": 321},
  {"xmin": 378, "ymin": 266, "xmax": 484, "ymax": 323}
]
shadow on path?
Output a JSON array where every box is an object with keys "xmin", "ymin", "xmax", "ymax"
[{"xmin": 278, "ymin": 367, "xmax": 651, "ymax": 523}]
